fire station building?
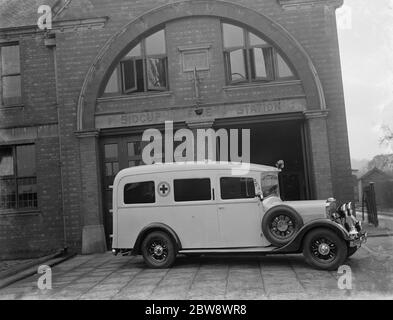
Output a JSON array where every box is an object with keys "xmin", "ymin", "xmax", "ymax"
[{"xmin": 0, "ymin": 0, "xmax": 352, "ymax": 258}]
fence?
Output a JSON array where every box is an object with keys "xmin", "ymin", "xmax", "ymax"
[{"xmin": 362, "ymin": 182, "xmax": 379, "ymax": 227}]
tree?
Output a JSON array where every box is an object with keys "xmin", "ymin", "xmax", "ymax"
[
  {"xmin": 367, "ymin": 154, "xmax": 393, "ymax": 174},
  {"xmin": 380, "ymin": 125, "xmax": 393, "ymax": 146}
]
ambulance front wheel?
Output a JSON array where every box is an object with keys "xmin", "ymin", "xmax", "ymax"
[{"xmin": 141, "ymin": 231, "xmax": 176, "ymax": 268}]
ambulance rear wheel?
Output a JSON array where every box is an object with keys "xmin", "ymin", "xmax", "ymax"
[{"xmin": 141, "ymin": 231, "xmax": 176, "ymax": 268}]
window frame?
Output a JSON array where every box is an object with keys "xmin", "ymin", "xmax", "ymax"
[
  {"xmin": 123, "ymin": 180, "xmax": 156, "ymax": 205},
  {"xmin": 0, "ymin": 42, "xmax": 22, "ymax": 107},
  {"xmin": 105, "ymin": 29, "xmax": 169, "ymax": 96},
  {"xmin": 173, "ymin": 178, "xmax": 212, "ymax": 203},
  {"xmin": 219, "ymin": 176, "xmax": 256, "ymax": 201},
  {"xmin": 273, "ymin": 51, "xmax": 297, "ymax": 81},
  {"xmin": 0, "ymin": 144, "xmax": 37, "ymax": 212},
  {"xmin": 222, "ymin": 23, "xmax": 297, "ymax": 85}
]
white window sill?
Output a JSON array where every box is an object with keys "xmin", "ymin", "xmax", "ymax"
[{"xmin": 223, "ymin": 79, "xmax": 301, "ymax": 91}]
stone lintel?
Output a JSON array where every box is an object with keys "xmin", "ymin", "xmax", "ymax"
[{"xmin": 75, "ymin": 129, "xmax": 100, "ymax": 139}]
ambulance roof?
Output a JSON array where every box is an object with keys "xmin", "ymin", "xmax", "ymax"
[{"xmin": 115, "ymin": 161, "xmax": 279, "ymax": 180}]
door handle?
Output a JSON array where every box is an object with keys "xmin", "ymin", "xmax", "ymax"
[{"xmin": 218, "ymin": 206, "xmax": 225, "ymax": 210}]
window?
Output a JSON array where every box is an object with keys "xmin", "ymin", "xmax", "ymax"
[
  {"xmin": 174, "ymin": 178, "xmax": 211, "ymax": 202},
  {"xmin": 261, "ymin": 174, "xmax": 280, "ymax": 198},
  {"xmin": 220, "ymin": 177, "xmax": 255, "ymax": 200},
  {"xmin": 0, "ymin": 145, "xmax": 37, "ymax": 210},
  {"xmin": 124, "ymin": 181, "xmax": 155, "ymax": 204},
  {"xmin": 0, "ymin": 44, "xmax": 22, "ymax": 106},
  {"xmin": 222, "ymin": 23, "xmax": 296, "ymax": 85},
  {"xmin": 104, "ymin": 30, "xmax": 168, "ymax": 95},
  {"xmin": 103, "ymin": 144, "xmax": 119, "ymax": 177}
]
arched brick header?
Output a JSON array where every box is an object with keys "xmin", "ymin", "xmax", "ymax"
[{"xmin": 77, "ymin": 0, "xmax": 326, "ymax": 131}]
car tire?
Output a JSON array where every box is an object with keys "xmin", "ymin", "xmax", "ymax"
[
  {"xmin": 347, "ymin": 246, "xmax": 358, "ymax": 258},
  {"xmin": 303, "ymin": 228, "xmax": 348, "ymax": 271},
  {"xmin": 141, "ymin": 231, "xmax": 176, "ymax": 268},
  {"xmin": 262, "ymin": 207, "xmax": 303, "ymax": 247}
]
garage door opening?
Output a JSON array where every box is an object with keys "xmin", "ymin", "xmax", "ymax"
[{"xmin": 215, "ymin": 119, "xmax": 310, "ymax": 201}]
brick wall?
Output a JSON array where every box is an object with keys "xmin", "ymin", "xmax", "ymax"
[{"xmin": 0, "ymin": 137, "xmax": 64, "ymax": 259}]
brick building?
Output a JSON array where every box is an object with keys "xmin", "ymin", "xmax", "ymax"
[{"xmin": 0, "ymin": 0, "xmax": 352, "ymax": 259}]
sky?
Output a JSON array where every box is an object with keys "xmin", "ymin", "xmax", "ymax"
[{"xmin": 337, "ymin": 0, "xmax": 393, "ymax": 161}]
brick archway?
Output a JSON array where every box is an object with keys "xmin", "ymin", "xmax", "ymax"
[{"xmin": 76, "ymin": 0, "xmax": 326, "ymax": 131}]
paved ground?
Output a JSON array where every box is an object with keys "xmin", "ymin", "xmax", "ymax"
[{"xmin": 0, "ymin": 236, "xmax": 392, "ymax": 300}]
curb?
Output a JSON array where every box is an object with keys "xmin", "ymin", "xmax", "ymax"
[
  {"xmin": 0, "ymin": 251, "xmax": 76, "ymax": 290},
  {"xmin": 366, "ymin": 233, "xmax": 393, "ymax": 238},
  {"xmin": 0, "ymin": 251, "xmax": 63, "ymax": 280}
]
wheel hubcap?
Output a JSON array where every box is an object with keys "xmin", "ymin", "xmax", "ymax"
[
  {"xmin": 147, "ymin": 239, "xmax": 168, "ymax": 262},
  {"xmin": 277, "ymin": 220, "xmax": 289, "ymax": 232},
  {"xmin": 311, "ymin": 237, "xmax": 337, "ymax": 262},
  {"xmin": 154, "ymin": 245, "xmax": 164, "ymax": 256},
  {"xmin": 318, "ymin": 243, "xmax": 330, "ymax": 256},
  {"xmin": 271, "ymin": 215, "xmax": 295, "ymax": 239}
]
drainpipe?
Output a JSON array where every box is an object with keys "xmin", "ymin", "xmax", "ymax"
[{"xmin": 45, "ymin": 32, "xmax": 68, "ymax": 253}]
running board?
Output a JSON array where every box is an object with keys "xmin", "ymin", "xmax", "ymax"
[{"xmin": 179, "ymin": 247, "xmax": 277, "ymax": 254}]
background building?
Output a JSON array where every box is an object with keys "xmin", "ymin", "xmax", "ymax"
[{"xmin": 0, "ymin": 0, "xmax": 352, "ymax": 258}]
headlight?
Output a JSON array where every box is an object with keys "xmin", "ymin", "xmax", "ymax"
[
  {"xmin": 339, "ymin": 202, "xmax": 356, "ymax": 218},
  {"xmin": 325, "ymin": 198, "xmax": 337, "ymax": 219}
]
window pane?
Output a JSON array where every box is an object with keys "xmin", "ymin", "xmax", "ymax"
[
  {"xmin": 105, "ymin": 163, "xmax": 113, "ymax": 177},
  {"xmin": 104, "ymin": 69, "xmax": 119, "ymax": 93},
  {"xmin": 228, "ymin": 49, "xmax": 247, "ymax": 82},
  {"xmin": 251, "ymin": 48, "xmax": 267, "ymax": 78},
  {"xmin": 16, "ymin": 145, "xmax": 35, "ymax": 177},
  {"xmin": 174, "ymin": 178, "xmax": 211, "ymax": 202},
  {"xmin": 128, "ymin": 142, "xmax": 142, "ymax": 157},
  {"xmin": 1, "ymin": 45, "xmax": 20, "ymax": 75},
  {"xmin": 249, "ymin": 32, "xmax": 267, "ymax": 46},
  {"xmin": 261, "ymin": 174, "xmax": 280, "ymax": 198},
  {"xmin": 0, "ymin": 147, "xmax": 14, "ymax": 176},
  {"xmin": 124, "ymin": 181, "xmax": 155, "ymax": 204},
  {"xmin": 277, "ymin": 53, "xmax": 293, "ymax": 78},
  {"xmin": 135, "ymin": 59, "xmax": 145, "ymax": 92},
  {"xmin": 17, "ymin": 177, "xmax": 37, "ymax": 209},
  {"xmin": 220, "ymin": 177, "xmax": 255, "ymax": 200},
  {"xmin": 113, "ymin": 162, "xmax": 119, "ymax": 176},
  {"xmin": 146, "ymin": 30, "xmax": 166, "ymax": 55},
  {"xmin": 2, "ymin": 75, "xmax": 21, "ymax": 99},
  {"xmin": 147, "ymin": 57, "xmax": 167, "ymax": 90},
  {"xmin": 104, "ymin": 144, "xmax": 118, "ymax": 159},
  {"xmin": 0, "ymin": 178, "xmax": 16, "ymax": 209},
  {"xmin": 125, "ymin": 43, "xmax": 142, "ymax": 58},
  {"xmin": 122, "ymin": 60, "xmax": 136, "ymax": 92},
  {"xmin": 223, "ymin": 24, "xmax": 244, "ymax": 48}
]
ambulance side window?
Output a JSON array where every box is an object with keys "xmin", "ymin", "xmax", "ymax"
[
  {"xmin": 220, "ymin": 177, "xmax": 255, "ymax": 200},
  {"xmin": 124, "ymin": 181, "xmax": 155, "ymax": 204},
  {"xmin": 174, "ymin": 178, "xmax": 211, "ymax": 202}
]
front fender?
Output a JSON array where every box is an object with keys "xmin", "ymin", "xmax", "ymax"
[
  {"xmin": 133, "ymin": 223, "xmax": 182, "ymax": 255},
  {"xmin": 274, "ymin": 219, "xmax": 350, "ymax": 253}
]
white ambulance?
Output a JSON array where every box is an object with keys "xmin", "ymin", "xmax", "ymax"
[{"xmin": 111, "ymin": 162, "xmax": 366, "ymax": 270}]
